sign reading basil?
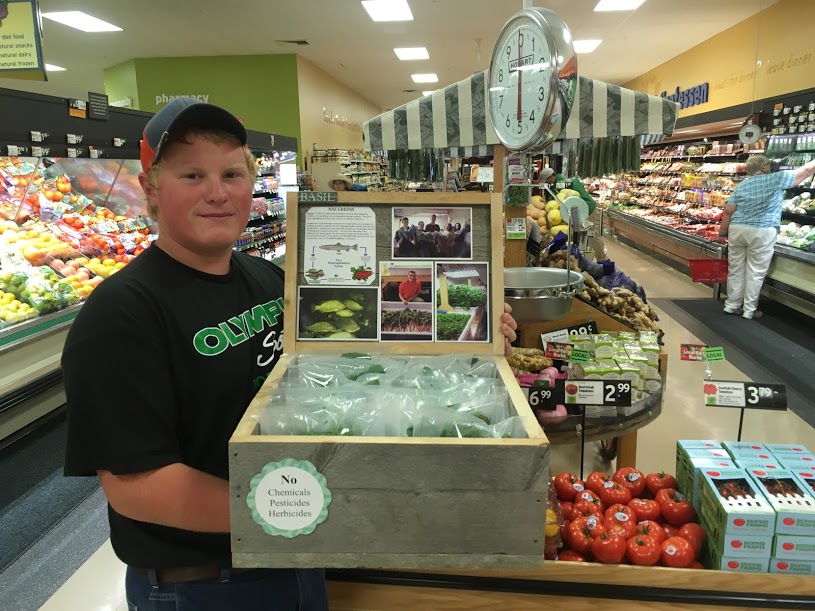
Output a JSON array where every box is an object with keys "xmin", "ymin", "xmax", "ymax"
[{"xmin": 299, "ymin": 191, "xmax": 338, "ymax": 203}]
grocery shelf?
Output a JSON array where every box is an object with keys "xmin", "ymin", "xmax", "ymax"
[
  {"xmin": 0, "ymin": 304, "xmax": 81, "ymax": 352},
  {"xmin": 781, "ymin": 211, "xmax": 815, "ymax": 225},
  {"xmin": 235, "ymin": 234, "xmax": 284, "ymax": 252},
  {"xmin": 604, "ymin": 208, "xmax": 725, "ymax": 254},
  {"xmin": 774, "ymin": 243, "xmax": 815, "ymax": 265},
  {"xmin": 247, "ymin": 213, "xmax": 285, "ymax": 223},
  {"xmin": 252, "ymin": 190, "xmax": 279, "ymax": 198}
]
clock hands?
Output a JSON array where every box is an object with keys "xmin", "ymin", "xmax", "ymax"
[{"xmin": 517, "ymin": 29, "xmax": 522, "ymax": 123}]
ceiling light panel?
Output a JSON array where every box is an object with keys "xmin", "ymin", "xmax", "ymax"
[
  {"xmin": 394, "ymin": 47, "xmax": 429, "ymax": 60},
  {"xmin": 45, "ymin": 64, "xmax": 66, "ymax": 71},
  {"xmin": 573, "ymin": 40, "xmax": 602, "ymax": 54},
  {"xmin": 594, "ymin": 0, "xmax": 646, "ymax": 11},
  {"xmin": 412, "ymin": 74, "xmax": 438, "ymax": 83},
  {"xmin": 42, "ymin": 11, "xmax": 122, "ymax": 32},
  {"xmin": 362, "ymin": 0, "xmax": 413, "ymax": 22}
]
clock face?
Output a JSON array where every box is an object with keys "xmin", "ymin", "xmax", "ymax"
[{"xmin": 489, "ymin": 19, "xmax": 554, "ymax": 151}]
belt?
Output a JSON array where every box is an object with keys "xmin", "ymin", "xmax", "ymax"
[{"xmin": 134, "ymin": 564, "xmax": 254, "ymax": 584}]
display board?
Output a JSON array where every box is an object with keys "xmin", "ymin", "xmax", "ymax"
[{"xmin": 283, "ymin": 192, "xmax": 504, "ymax": 355}]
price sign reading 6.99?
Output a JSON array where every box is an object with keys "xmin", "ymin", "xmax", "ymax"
[{"xmin": 527, "ymin": 387, "xmax": 555, "ymax": 411}]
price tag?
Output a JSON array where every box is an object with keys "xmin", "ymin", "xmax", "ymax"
[
  {"xmin": 540, "ymin": 320, "xmax": 598, "ymax": 345},
  {"xmin": 680, "ymin": 344, "xmax": 707, "ymax": 361},
  {"xmin": 704, "ymin": 347, "xmax": 726, "ymax": 362},
  {"xmin": 561, "ymin": 380, "xmax": 632, "ymax": 406},
  {"xmin": 545, "ymin": 341, "xmax": 573, "ymax": 360},
  {"xmin": 506, "ymin": 217, "xmax": 526, "ymax": 240},
  {"xmin": 570, "ymin": 349, "xmax": 591, "ymax": 363},
  {"xmin": 703, "ymin": 381, "xmax": 787, "ymax": 410},
  {"xmin": 526, "ymin": 386, "xmax": 556, "ymax": 411}
]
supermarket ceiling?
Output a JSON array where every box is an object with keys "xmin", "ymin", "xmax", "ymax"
[{"xmin": 0, "ymin": 0, "xmax": 776, "ymax": 111}]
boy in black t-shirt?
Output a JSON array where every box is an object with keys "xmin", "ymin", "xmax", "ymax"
[{"xmin": 63, "ymin": 99, "xmax": 518, "ymax": 610}]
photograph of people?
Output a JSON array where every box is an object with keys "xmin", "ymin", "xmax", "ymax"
[
  {"xmin": 435, "ymin": 263, "xmax": 490, "ymax": 343},
  {"xmin": 392, "ymin": 207, "xmax": 472, "ymax": 259},
  {"xmin": 380, "ymin": 262, "xmax": 433, "ymax": 341}
]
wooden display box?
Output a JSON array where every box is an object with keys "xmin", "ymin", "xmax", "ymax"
[{"xmin": 228, "ymin": 192, "xmax": 550, "ymax": 570}]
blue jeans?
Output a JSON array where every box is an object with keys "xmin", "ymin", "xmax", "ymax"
[{"xmin": 125, "ymin": 566, "xmax": 328, "ymax": 611}]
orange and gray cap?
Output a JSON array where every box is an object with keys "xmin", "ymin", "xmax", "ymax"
[{"xmin": 139, "ymin": 97, "xmax": 247, "ymax": 173}]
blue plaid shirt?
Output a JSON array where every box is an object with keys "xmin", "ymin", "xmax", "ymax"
[{"xmin": 729, "ymin": 170, "xmax": 795, "ymax": 228}]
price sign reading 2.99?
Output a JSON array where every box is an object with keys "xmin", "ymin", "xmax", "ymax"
[{"xmin": 526, "ymin": 380, "xmax": 632, "ymax": 409}]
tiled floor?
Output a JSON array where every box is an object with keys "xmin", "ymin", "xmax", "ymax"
[{"xmin": 10, "ymin": 238, "xmax": 815, "ymax": 610}]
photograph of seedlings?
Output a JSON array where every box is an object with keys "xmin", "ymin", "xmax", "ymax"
[
  {"xmin": 379, "ymin": 262, "xmax": 433, "ymax": 342},
  {"xmin": 435, "ymin": 262, "xmax": 489, "ymax": 343},
  {"xmin": 297, "ymin": 286, "xmax": 379, "ymax": 341},
  {"xmin": 392, "ymin": 207, "xmax": 472, "ymax": 259}
]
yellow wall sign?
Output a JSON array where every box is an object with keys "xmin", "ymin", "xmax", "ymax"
[{"xmin": 0, "ymin": 0, "xmax": 45, "ymax": 80}]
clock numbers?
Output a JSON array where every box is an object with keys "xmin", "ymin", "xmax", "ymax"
[
  {"xmin": 519, "ymin": 32, "xmax": 525, "ymax": 46},
  {"xmin": 530, "ymin": 110, "xmax": 535, "ymax": 123},
  {"xmin": 499, "ymin": 69, "xmax": 504, "ymax": 83},
  {"xmin": 539, "ymin": 87, "xmax": 544, "ymax": 101},
  {"xmin": 517, "ymin": 121, "xmax": 523, "ymax": 134},
  {"xmin": 506, "ymin": 116, "xmax": 511, "ymax": 128},
  {"xmin": 540, "ymin": 59, "xmax": 546, "ymax": 72},
  {"xmin": 499, "ymin": 95, "xmax": 504, "ymax": 108}
]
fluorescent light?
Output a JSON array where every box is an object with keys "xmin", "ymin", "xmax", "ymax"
[
  {"xmin": 362, "ymin": 0, "xmax": 413, "ymax": 22},
  {"xmin": 42, "ymin": 11, "xmax": 122, "ymax": 32},
  {"xmin": 489, "ymin": 87, "xmax": 504, "ymax": 92},
  {"xmin": 45, "ymin": 64, "xmax": 66, "ymax": 72},
  {"xmin": 412, "ymin": 73, "xmax": 438, "ymax": 83},
  {"xmin": 594, "ymin": 0, "xmax": 646, "ymax": 11},
  {"xmin": 573, "ymin": 40, "xmax": 602, "ymax": 54},
  {"xmin": 422, "ymin": 90, "xmax": 435, "ymax": 96},
  {"xmin": 394, "ymin": 47, "xmax": 429, "ymax": 60}
]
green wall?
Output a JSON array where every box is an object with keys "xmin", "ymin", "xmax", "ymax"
[{"xmin": 103, "ymin": 59, "xmax": 140, "ymax": 110}]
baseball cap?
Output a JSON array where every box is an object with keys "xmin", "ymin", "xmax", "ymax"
[
  {"xmin": 140, "ymin": 97, "xmax": 248, "ymax": 173},
  {"xmin": 539, "ymin": 167, "xmax": 555, "ymax": 181}
]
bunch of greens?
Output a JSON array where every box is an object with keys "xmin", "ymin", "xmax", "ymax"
[
  {"xmin": 436, "ymin": 312, "xmax": 472, "ymax": 341},
  {"xmin": 440, "ymin": 284, "xmax": 487, "ymax": 309},
  {"xmin": 382, "ymin": 309, "xmax": 432, "ymax": 333}
]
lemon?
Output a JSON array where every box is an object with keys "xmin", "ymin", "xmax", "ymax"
[
  {"xmin": 545, "ymin": 508, "xmax": 559, "ymax": 538},
  {"xmin": 103, "ymin": 259, "xmax": 115, "ymax": 267}
]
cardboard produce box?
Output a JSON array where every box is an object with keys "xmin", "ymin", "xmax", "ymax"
[
  {"xmin": 678, "ymin": 457, "xmax": 737, "ymax": 511},
  {"xmin": 698, "ymin": 468, "xmax": 776, "ymax": 538},
  {"xmin": 774, "ymin": 535, "xmax": 815, "ymax": 560},
  {"xmin": 770, "ymin": 557, "xmax": 815, "ymax": 574},
  {"xmin": 765, "ymin": 443, "xmax": 812, "ymax": 456},
  {"xmin": 748, "ymin": 469, "xmax": 815, "ymax": 535},
  {"xmin": 722, "ymin": 441, "xmax": 768, "ymax": 455},
  {"xmin": 706, "ymin": 546, "xmax": 770, "ymax": 573}
]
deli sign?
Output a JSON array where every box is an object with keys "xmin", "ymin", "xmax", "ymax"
[{"xmin": 661, "ymin": 83, "xmax": 709, "ymax": 110}]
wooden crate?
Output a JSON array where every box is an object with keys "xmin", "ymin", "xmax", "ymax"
[{"xmin": 229, "ymin": 192, "xmax": 550, "ymax": 570}]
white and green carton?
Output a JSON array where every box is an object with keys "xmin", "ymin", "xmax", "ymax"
[
  {"xmin": 640, "ymin": 339, "xmax": 660, "ymax": 366},
  {"xmin": 698, "ymin": 468, "xmax": 776, "ymax": 537},
  {"xmin": 769, "ymin": 557, "xmax": 815, "ymax": 574},
  {"xmin": 591, "ymin": 334, "xmax": 614, "ymax": 360},
  {"xmin": 748, "ymin": 469, "xmax": 815, "ymax": 535}
]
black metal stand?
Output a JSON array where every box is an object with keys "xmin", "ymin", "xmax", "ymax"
[
  {"xmin": 737, "ymin": 407, "xmax": 745, "ymax": 442},
  {"xmin": 579, "ymin": 406, "xmax": 586, "ymax": 480}
]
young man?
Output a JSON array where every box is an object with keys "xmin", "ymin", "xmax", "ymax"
[
  {"xmin": 424, "ymin": 214, "xmax": 441, "ymax": 232},
  {"xmin": 399, "ymin": 270, "xmax": 424, "ymax": 304},
  {"xmin": 394, "ymin": 216, "xmax": 415, "ymax": 243},
  {"xmin": 63, "ymin": 99, "xmax": 518, "ymax": 609}
]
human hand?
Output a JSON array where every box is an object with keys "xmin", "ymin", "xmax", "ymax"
[{"xmin": 501, "ymin": 303, "xmax": 518, "ymax": 358}]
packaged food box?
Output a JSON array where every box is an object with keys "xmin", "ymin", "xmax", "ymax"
[
  {"xmin": 773, "ymin": 534, "xmax": 815, "ymax": 560},
  {"xmin": 722, "ymin": 441, "xmax": 768, "ymax": 454},
  {"xmin": 792, "ymin": 469, "xmax": 815, "ymax": 497},
  {"xmin": 590, "ymin": 334, "xmax": 614, "ymax": 359},
  {"xmin": 748, "ymin": 470, "xmax": 815, "ymax": 535},
  {"xmin": 726, "ymin": 448, "xmax": 776, "ymax": 462},
  {"xmin": 596, "ymin": 360, "xmax": 621, "ymax": 380},
  {"xmin": 706, "ymin": 546, "xmax": 770, "ymax": 572},
  {"xmin": 778, "ymin": 457, "xmax": 815, "ymax": 470},
  {"xmin": 616, "ymin": 360, "xmax": 642, "ymax": 391},
  {"xmin": 765, "ymin": 443, "xmax": 811, "ymax": 455},
  {"xmin": 736, "ymin": 460, "xmax": 783, "ymax": 472},
  {"xmin": 676, "ymin": 441, "xmax": 724, "ymax": 481},
  {"xmin": 685, "ymin": 448, "xmax": 732, "ymax": 460},
  {"xmin": 639, "ymin": 340, "xmax": 660, "ymax": 366},
  {"xmin": 698, "ymin": 468, "xmax": 776, "ymax": 537},
  {"xmin": 618, "ymin": 331, "xmax": 638, "ymax": 340},
  {"xmin": 623, "ymin": 350, "xmax": 648, "ymax": 380},
  {"xmin": 677, "ymin": 457, "xmax": 738, "ymax": 510},
  {"xmin": 769, "ymin": 557, "xmax": 815, "ymax": 574},
  {"xmin": 699, "ymin": 512, "xmax": 773, "ymax": 557}
]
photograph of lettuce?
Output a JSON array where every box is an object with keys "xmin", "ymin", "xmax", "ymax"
[{"xmin": 435, "ymin": 263, "xmax": 489, "ymax": 343}]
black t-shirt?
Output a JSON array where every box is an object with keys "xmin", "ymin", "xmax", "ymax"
[
  {"xmin": 424, "ymin": 223, "xmax": 441, "ymax": 232},
  {"xmin": 63, "ymin": 245, "xmax": 286, "ymax": 569}
]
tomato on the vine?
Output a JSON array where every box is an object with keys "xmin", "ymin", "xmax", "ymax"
[
  {"xmin": 557, "ymin": 550, "xmax": 587, "ymax": 562},
  {"xmin": 636, "ymin": 520, "xmax": 666, "ymax": 545},
  {"xmin": 599, "ymin": 481, "xmax": 632, "ymax": 506},
  {"xmin": 626, "ymin": 535, "xmax": 661, "ymax": 566},
  {"xmin": 661, "ymin": 536, "xmax": 695, "ymax": 568},
  {"xmin": 645, "ymin": 471, "xmax": 678, "ymax": 497},
  {"xmin": 592, "ymin": 533, "xmax": 627, "ymax": 564},
  {"xmin": 655, "ymin": 488, "xmax": 678, "ymax": 507},
  {"xmin": 572, "ymin": 500, "xmax": 604, "ymax": 520},
  {"xmin": 567, "ymin": 516, "xmax": 607, "ymax": 556},
  {"xmin": 678, "ymin": 523, "xmax": 706, "ymax": 557},
  {"xmin": 555, "ymin": 472, "xmax": 586, "ymax": 502},
  {"xmin": 628, "ymin": 498, "xmax": 661, "ymax": 522},
  {"xmin": 661, "ymin": 492, "xmax": 695, "ymax": 527},
  {"xmin": 560, "ymin": 501, "xmax": 575, "ymax": 522},
  {"xmin": 613, "ymin": 467, "xmax": 646, "ymax": 498},
  {"xmin": 604, "ymin": 516, "xmax": 637, "ymax": 540},
  {"xmin": 585, "ymin": 471, "xmax": 612, "ymax": 496}
]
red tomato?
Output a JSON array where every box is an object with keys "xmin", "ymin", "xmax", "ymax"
[
  {"xmin": 567, "ymin": 516, "xmax": 607, "ymax": 556},
  {"xmin": 661, "ymin": 536, "xmax": 695, "ymax": 568},
  {"xmin": 554, "ymin": 472, "xmax": 586, "ymax": 502},
  {"xmin": 636, "ymin": 520, "xmax": 666, "ymax": 546},
  {"xmin": 560, "ymin": 521, "xmax": 570, "ymax": 545},
  {"xmin": 599, "ymin": 482, "xmax": 632, "ymax": 506},
  {"xmin": 604, "ymin": 503, "xmax": 636, "ymax": 523},
  {"xmin": 661, "ymin": 492, "xmax": 695, "ymax": 527},
  {"xmin": 645, "ymin": 471, "xmax": 678, "ymax": 497},
  {"xmin": 678, "ymin": 523, "xmax": 706, "ymax": 558},
  {"xmin": 572, "ymin": 500, "xmax": 604, "ymax": 520},
  {"xmin": 560, "ymin": 501, "xmax": 575, "ymax": 522},
  {"xmin": 557, "ymin": 550, "xmax": 587, "ymax": 562},
  {"xmin": 591, "ymin": 534, "xmax": 627, "ymax": 564},
  {"xmin": 626, "ymin": 535, "xmax": 661, "ymax": 566},
  {"xmin": 628, "ymin": 498, "xmax": 661, "ymax": 522},
  {"xmin": 662, "ymin": 523, "xmax": 680, "ymax": 539},
  {"xmin": 689, "ymin": 560, "xmax": 705, "ymax": 569},
  {"xmin": 604, "ymin": 516, "xmax": 637, "ymax": 540},
  {"xmin": 585, "ymin": 471, "xmax": 611, "ymax": 496},
  {"xmin": 574, "ymin": 489, "xmax": 603, "ymax": 508},
  {"xmin": 613, "ymin": 468, "xmax": 646, "ymax": 498},
  {"xmin": 655, "ymin": 488, "xmax": 678, "ymax": 506}
]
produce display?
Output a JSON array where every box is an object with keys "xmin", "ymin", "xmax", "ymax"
[
  {"xmin": 0, "ymin": 156, "xmax": 154, "ymax": 328},
  {"xmin": 258, "ymin": 354, "xmax": 526, "ymax": 439},
  {"xmin": 552, "ymin": 467, "xmax": 706, "ymax": 568},
  {"xmin": 526, "ymin": 191, "xmax": 578, "ymax": 244}
]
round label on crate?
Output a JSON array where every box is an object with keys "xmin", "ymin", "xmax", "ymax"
[{"xmin": 246, "ymin": 459, "xmax": 332, "ymax": 538}]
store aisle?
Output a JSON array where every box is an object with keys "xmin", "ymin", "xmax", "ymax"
[{"xmin": 9, "ymin": 239, "xmax": 815, "ymax": 610}]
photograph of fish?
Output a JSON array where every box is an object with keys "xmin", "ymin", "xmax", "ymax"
[
  {"xmin": 435, "ymin": 263, "xmax": 490, "ymax": 343},
  {"xmin": 319, "ymin": 242, "xmax": 358, "ymax": 252},
  {"xmin": 392, "ymin": 207, "xmax": 472, "ymax": 259},
  {"xmin": 297, "ymin": 287, "xmax": 379, "ymax": 341},
  {"xmin": 379, "ymin": 261, "xmax": 433, "ymax": 342}
]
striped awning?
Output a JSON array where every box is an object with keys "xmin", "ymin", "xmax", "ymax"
[{"xmin": 363, "ymin": 72, "xmax": 678, "ymax": 151}]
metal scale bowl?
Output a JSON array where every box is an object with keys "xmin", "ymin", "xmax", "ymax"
[{"xmin": 504, "ymin": 267, "xmax": 584, "ymax": 322}]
